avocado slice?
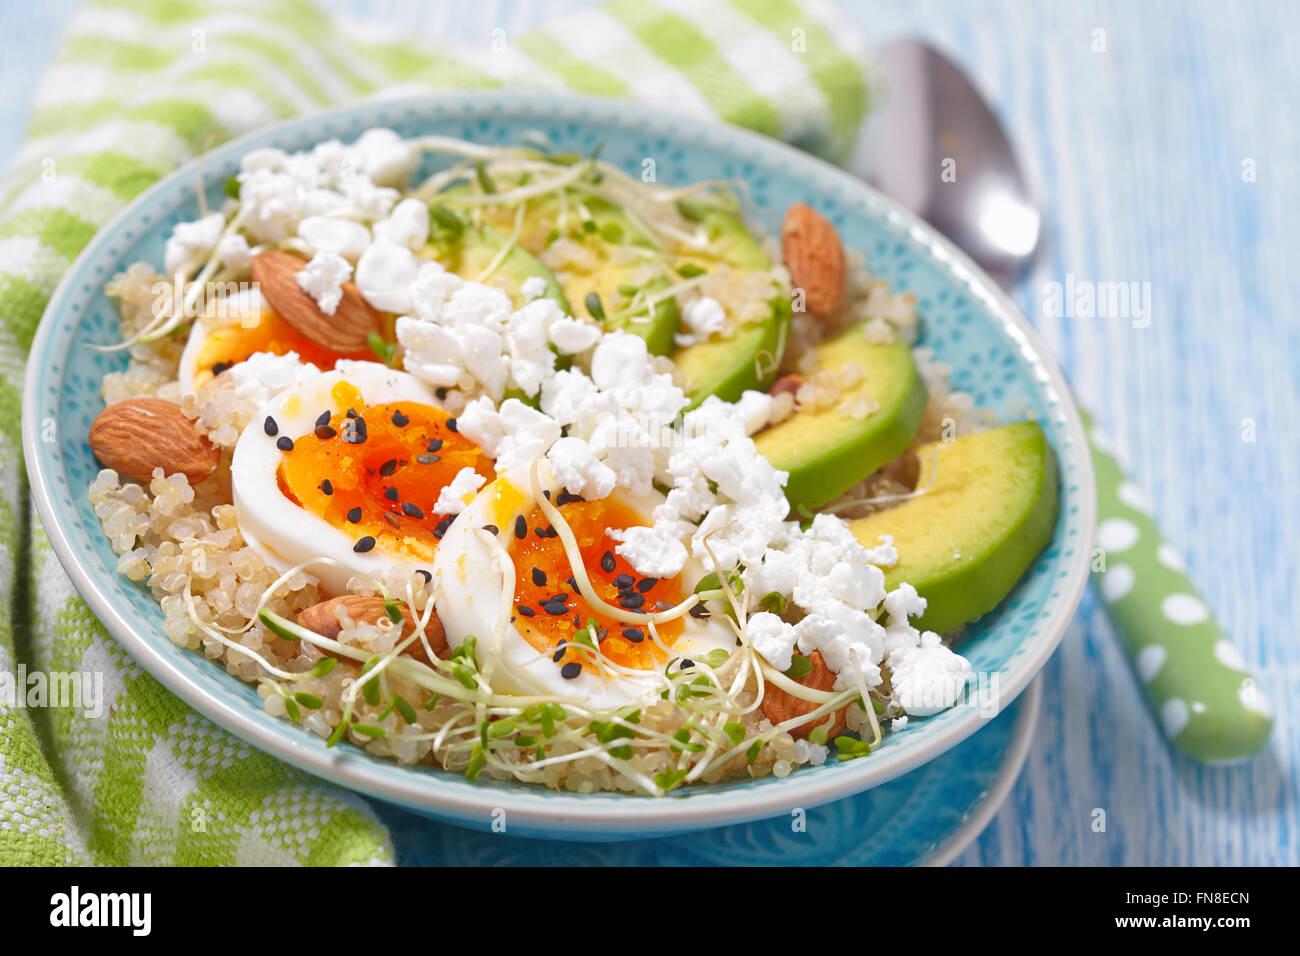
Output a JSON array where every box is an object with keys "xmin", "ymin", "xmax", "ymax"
[
  {"xmin": 425, "ymin": 220, "xmax": 569, "ymax": 311},
  {"xmin": 754, "ymin": 325, "xmax": 928, "ymax": 511},
  {"xmin": 850, "ymin": 421, "xmax": 1059, "ymax": 634},
  {"xmin": 670, "ymin": 206, "xmax": 790, "ymax": 405}
]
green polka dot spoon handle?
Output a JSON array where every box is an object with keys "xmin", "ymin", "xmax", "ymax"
[{"xmin": 1082, "ymin": 410, "xmax": 1273, "ymax": 761}]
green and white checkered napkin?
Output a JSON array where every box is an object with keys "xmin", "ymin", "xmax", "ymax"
[{"xmin": 0, "ymin": 0, "xmax": 876, "ymax": 866}]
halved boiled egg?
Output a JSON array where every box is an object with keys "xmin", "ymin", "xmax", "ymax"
[
  {"xmin": 179, "ymin": 288, "xmax": 376, "ymax": 396},
  {"xmin": 231, "ymin": 363, "xmax": 493, "ymax": 594},
  {"xmin": 431, "ymin": 463, "xmax": 736, "ymax": 710}
]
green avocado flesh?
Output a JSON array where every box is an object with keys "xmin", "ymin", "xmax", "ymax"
[
  {"xmin": 850, "ymin": 421, "xmax": 1060, "ymax": 635},
  {"xmin": 754, "ymin": 325, "xmax": 928, "ymax": 512},
  {"xmin": 425, "ymin": 221, "xmax": 569, "ymax": 312}
]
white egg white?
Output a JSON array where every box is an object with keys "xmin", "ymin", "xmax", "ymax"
[
  {"xmin": 178, "ymin": 287, "xmax": 271, "ymax": 396},
  {"xmin": 431, "ymin": 462, "xmax": 737, "ymax": 711},
  {"xmin": 231, "ymin": 363, "xmax": 442, "ymax": 595}
]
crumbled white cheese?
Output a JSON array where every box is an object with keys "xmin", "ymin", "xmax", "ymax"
[
  {"xmin": 355, "ymin": 239, "xmax": 418, "ymax": 314},
  {"xmin": 674, "ymin": 295, "xmax": 727, "ymax": 346},
  {"xmin": 547, "ymin": 436, "xmax": 617, "ymax": 500},
  {"xmin": 746, "ymin": 611, "xmax": 799, "ymax": 671},
  {"xmin": 164, "ymin": 212, "xmax": 225, "ymax": 275},
  {"xmin": 295, "ymin": 251, "xmax": 352, "ymax": 315},
  {"xmin": 883, "ymin": 582, "xmax": 927, "ymax": 623},
  {"xmin": 225, "ymin": 351, "xmax": 321, "ymax": 412},
  {"xmin": 433, "ymin": 466, "xmax": 487, "ymax": 516},
  {"xmin": 217, "ymin": 232, "xmax": 252, "ymax": 271},
  {"xmin": 520, "ymin": 275, "xmax": 548, "ymax": 301},
  {"xmin": 372, "ymin": 197, "xmax": 430, "ymax": 252},
  {"xmin": 886, "ymin": 632, "xmax": 971, "ymax": 716},
  {"xmin": 860, "ymin": 533, "xmax": 899, "ymax": 569},
  {"xmin": 605, "ymin": 525, "xmax": 690, "ymax": 579},
  {"xmin": 548, "ymin": 316, "xmax": 601, "ymax": 355},
  {"xmin": 353, "ymin": 127, "xmax": 414, "ymax": 187},
  {"xmin": 891, "ymin": 715, "xmax": 909, "ymax": 731},
  {"xmin": 457, "ymin": 397, "xmax": 562, "ymax": 473},
  {"xmin": 297, "ymin": 216, "xmax": 372, "ymax": 261}
]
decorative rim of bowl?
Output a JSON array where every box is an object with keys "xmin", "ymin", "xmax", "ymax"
[{"xmin": 23, "ymin": 91, "xmax": 1095, "ymax": 839}]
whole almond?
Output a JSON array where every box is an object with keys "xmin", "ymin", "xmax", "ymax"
[
  {"xmin": 251, "ymin": 249, "xmax": 381, "ymax": 353},
  {"xmin": 781, "ymin": 203, "xmax": 847, "ymax": 317},
  {"xmin": 761, "ymin": 649, "xmax": 849, "ymax": 741},
  {"xmin": 297, "ymin": 594, "xmax": 447, "ymax": 664},
  {"xmin": 89, "ymin": 398, "xmax": 220, "ymax": 485},
  {"xmin": 768, "ymin": 373, "xmax": 805, "ymax": 397}
]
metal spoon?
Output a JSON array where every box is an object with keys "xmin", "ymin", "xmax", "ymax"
[{"xmin": 865, "ymin": 38, "xmax": 1272, "ymax": 763}]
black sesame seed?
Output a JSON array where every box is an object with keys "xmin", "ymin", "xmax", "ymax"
[
  {"xmin": 347, "ymin": 507, "xmax": 362, "ymax": 523},
  {"xmin": 391, "ymin": 410, "xmax": 409, "ymax": 427},
  {"xmin": 565, "ymin": 576, "xmax": 578, "ymax": 591},
  {"xmin": 384, "ymin": 487, "xmax": 400, "ymax": 502},
  {"xmin": 263, "ymin": 416, "xmax": 278, "ymax": 436},
  {"xmin": 654, "ymin": 601, "xmax": 673, "ymax": 611},
  {"xmin": 353, "ymin": 536, "xmax": 376, "ymax": 553},
  {"xmin": 402, "ymin": 501, "xmax": 424, "ymax": 519},
  {"xmin": 636, "ymin": 577, "xmax": 657, "ymax": 593},
  {"xmin": 543, "ymin": 490, "xmax": 551, "ymax": 500},
  {"xmin": 433, "ymin": 516, "xmax": 454, "ymax": 539},
  {"xmin": 680, "ymin": 658, "xmax": 695, "ymax": 669},
  {"xmin": 517, "ymin": 605, "xmax": 535, "ymax": 617},
  {"xmin": 620, "ymin": 592, "xmax": 645, "ymax": 610},
  {"xmin": 514, "ymin": 515, "xmax": 527, "ymax": 539},
  {"xmin": 483, "ymin": 524, "xmax": 499, "ymax": 535},
  {"xmin": 689, "ymin": 603, "xmax": 710, "ymax": 619},
  {"xmin": 600, "ymin": 551, "xmax": 615, "ymax": 573},
  {"xmin": 596, "ymin": 628, "xmax": 609, "ymax": 642},
  {"xmin": 542, "ymin": 602, "xmax": 568, "ymax": 616},
  {"xmin": 320, "ymin": 479, "xmax": 333, "ymax": 496},
  {"xmin": 426, "ymin": 438, "xmax": 444, "ymax": 453},
  {"xmin": 573, "ymin": 613, "xmax": 582, "ymax": 628},
  {"xmin": 416, "ymin": 569, "xmax": 431, "ymax": 583},
  {"xmin": 212, "ymin": 361, "xmax": 233, "ymax": 375},
  {"xmin": 621, "ymin": 627, "xmax": 644, "ymax": 643},
  {"xmin": 613, "ymin": 573, "xmax": 634, "ymax": 589},
  {"xmin": 560, "ymin": 662, "xmax": 582, "ymax": 680},
  {"xmin": 532, "ymin": 568, "xmax": 547, "ymax": 587},
  {"xmin": 544, "ymin": 525, "xmax": 558, "ymax": 538},
  {"xmin": 416, "ymin": 453, "xmax": 440, "ymax": 465},
  {"xmin": 446, "ymin": 417, "xmax": 458, "ymax": 433},
  {"xmin": 552, "ymin": 642, "xmax": 567, "ymax": 663},
  {"xmin": 379, "ymin": 458, "xmax": 398, "ymax": 476},
  {"xmin": 435, "ymin": 387, "xmax": 448, "ymax": 400},
  {"xmin": 383, "ymin": 512, "xmax": 400, "ymax": 528},
  {"xmin": 276, "ymin": 436, "xmax": 294, "ymax": 452},
  {"xmin": 319, "ymin": 422, "xmax": 340, "ymax": 439},
  {"xmin": 315, "ymin": 410, "xmax": 331, "ymax": 428},
  {"xmin": 346, "ymin": 408, "xmax": 358, "ymax": 419},
  {"xmin": 555, "ymin": 491, "xmax": 584, "ymax": 506}
]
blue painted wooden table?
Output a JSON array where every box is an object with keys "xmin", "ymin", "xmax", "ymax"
[{"xmin": 4, "ymin": 0, "xmax": 1295, "ymax": 865}]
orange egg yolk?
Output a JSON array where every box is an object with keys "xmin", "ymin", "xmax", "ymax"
[
  {"xmin": 510, "ymin": 497, "xmax": 686, "ymax": 673},
  {"xmin": 193, "ymin": 306, "xmax": 375, "ymax": 392},
  {"xmin": 277, "ymin": 390, "xmax": 493, "ymax": 564}
]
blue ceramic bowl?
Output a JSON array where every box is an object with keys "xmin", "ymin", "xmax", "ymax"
[{"xmin": 23, "ymin": 92, "xmax": 1094, "ymax": 841}]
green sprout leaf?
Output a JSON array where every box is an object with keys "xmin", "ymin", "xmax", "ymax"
[
  {"xmin": 224, "ymin": 176, "xmax": 240, "ymax": 199},
  {"xmin": 293, "ymin": 692, "xmax": 323, "ymax": 710},
  {"xmin": 784, "ymin": 654, "xmax": 814, "ymax": 679},
  {"xmin": 465, "ymin": 743, "xmax": 486, "ymax": 781},
  {"xmin": 474, "ymin": 162, "xmax": 496, "ymax": 194},
  {"xmin": 430, "ymin": 205, "xmax": 464, "ymax": 239},
  {"xmin": 758, "ymin": 591, "xmax": 787, "ymax": 614},
  {"xmin": 283, "ymin": 696, "xmax": 301, "ymax": 723},
  {"xmin": 723, "ymin": 722, "xmax": 746, "ymax": 746},
  {"xmin": 308, "ymin": 657, "xmax": 337, "ymax": 679},
  {"xmin": 367, "ymin": 332, "xmax": 397, "ymax": 367},
  {"xmin": 676, "ymin": 262, "xmax": 706, "ymax": 278},
  {"xmin": 654, "ymin": 768, "xmax": 688, "ymax": 791},
  {"xmin": 352, "ymin": 723, "xmax": 386, "ymax": 738},
  {"xmin": 585, "ymin": 291, "xmax": 606, "ymax": 323},
  {"xmin": 834, "ymin": 736, "xmax": 873, "ymax": 761},
  {"xmin": 746, "ymin": 740, "xmax": 762, "ymax": 762},
  {"xmin": 392, "ymin": 694, "xmax": 417, "ymax": 725}
]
